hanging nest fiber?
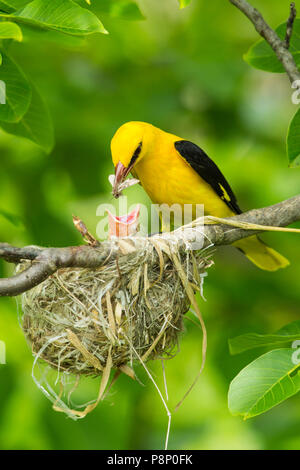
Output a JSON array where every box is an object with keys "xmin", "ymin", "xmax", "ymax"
[{"xmin": 19, "ymin": 235, "xmax": 213, "ymax": 418}]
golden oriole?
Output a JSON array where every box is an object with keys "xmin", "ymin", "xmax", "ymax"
[{"xmin": 111, "ymin": 121, "xmax": 289, "ymax": 271}]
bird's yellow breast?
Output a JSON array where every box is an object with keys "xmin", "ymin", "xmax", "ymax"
[{"xmin": 133, "ymin": 129, "xmax": 234, "ymax": 218}]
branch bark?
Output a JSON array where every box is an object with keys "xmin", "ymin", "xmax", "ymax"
[
  {"xmin": 0, "ymin": 244, "xmax": 115, "ymax": 297},
  {"xmin": 1, "ymin": 194, "xmax": 299, "ymax": 297},
  {"xmin": 229, "ymin": 0, "xmax": 300, "ymax": 86}
]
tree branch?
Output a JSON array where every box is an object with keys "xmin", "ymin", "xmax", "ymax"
[
  {"xmin": 0, "ymin": 245, "xmax": 115, "ymax": 297},
  {"xmin": 229, "ymin": 0, "xmax": 300, "ymax": 86},
  {"xmin": 202, "ymin": 194, "xmax": 300, "ymax": 245},
  {"xmin": 0, "ymin": 195, "xmax": 299, "ymax": 297}
]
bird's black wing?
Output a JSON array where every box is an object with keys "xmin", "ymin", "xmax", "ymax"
[{"xmin": 174, "ymin": 140, "xmax": 242, "ymax": 214}]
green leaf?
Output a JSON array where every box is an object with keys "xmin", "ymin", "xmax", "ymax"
[
  {"xmin": 0, "ymin": 51, "xmax": 31, "ymax": 122},
  {"xmin": 13, "ymin": 0, "xmax": 107, "ymax": 36},
  {"xmin": 0, "ymin": 0, "xmax": 30, "ymax": 13},
  {"xmin": 229, "ymin": 321, "xmax": 300, "ymax": 355},
  {"xmin": 287, "ymin": 107, "xmax": 300, "ymax": 167},
  {"xmin": 0, "ymin": 208, "xmax": 24, "ymax": 227},
  {"xmin": 1, "ymin": 82, "xmax": 54, "ymax": 152},
  {"xmin": 244, "ymin": 19, "xmax": 300, "ymax": 72},
  {"xmin": 82, "ymin": 0, "xmax": 144, "ymax": 21},
  {"xmin": 0, "ymin": 21, "xmax": 23, "ymax": 40},
  {"xmin": 20, "ymin": 23, "xmax": 86, "ymax": 47},
  {"xmin": 105, "ymin": 0, "xmax": 144, "ymax": 21},
  {"xmin": 178, "ymin": 0, "xmax": 191, "ymax": 8},
  {"xmin": 228, "ymin": 349, "xmax": 300, "ymax": 419},
  {"xmin": 277, "ymin": 321, "xmax": 300, "ymax": 336}
]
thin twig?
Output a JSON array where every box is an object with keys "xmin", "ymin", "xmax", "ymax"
[
  {"xmin": 229, "ymin": 0, "xmax": 300, "ymax": 87},
  {"xmin": 284, "ymin": 2, "xmax": 297, "ymax": 49},
  {"xmin": 73, "ymin": 215, "xmax": 100, "ymax": 247}
]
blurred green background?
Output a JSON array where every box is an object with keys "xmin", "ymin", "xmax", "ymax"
[{"xmin": 0, "ymin": 0, "xmax": 300, "ymax": 450}]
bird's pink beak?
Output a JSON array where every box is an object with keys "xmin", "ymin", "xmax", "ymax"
[
  {"xmin": 107, "ymin": 205, "xmax": 140, "ymax": 238},
  {"xmin": 113, "ymin": 161, "xmax": 131, "ymax": 197}
]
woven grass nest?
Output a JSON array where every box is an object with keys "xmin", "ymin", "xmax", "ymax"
[{"xmin": 19, "ymin": 236, "xmax": 212, "ymax": 418}]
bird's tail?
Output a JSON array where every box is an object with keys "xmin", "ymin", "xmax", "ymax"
[{"xmin": 232, "ymin": 235, "xmax": 289, "ymax": 271}]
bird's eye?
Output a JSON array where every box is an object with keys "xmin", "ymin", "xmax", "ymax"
[{"xmin": 129, "ymin": 141, "xmax": 142, "ymax": 166}]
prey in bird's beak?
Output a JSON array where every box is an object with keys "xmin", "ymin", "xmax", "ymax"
[{"xmin": 109, "ymin": 161, "xmax": 140, "ymax": 198}]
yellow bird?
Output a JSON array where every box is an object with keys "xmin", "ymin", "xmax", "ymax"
[{"xmin": 111, "ymin": 121, "xmax": 289, "ymax": 271}]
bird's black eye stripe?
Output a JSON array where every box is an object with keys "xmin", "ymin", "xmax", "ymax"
[{"xmin": 129, "ymin": 141, "xmax": 142, "ymax": 166}]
